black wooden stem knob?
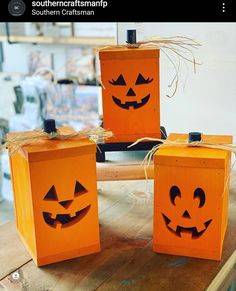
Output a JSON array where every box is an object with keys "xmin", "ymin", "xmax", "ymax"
[
  {"xmin": 188, "ymin": 132, "xmax": 202, "ymax": 143},
  {"xmin": 43, "ymin": 119, "xmax": 56, "ymax": 133}
]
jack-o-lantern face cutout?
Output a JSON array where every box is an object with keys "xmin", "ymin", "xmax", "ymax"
[
  {"xmin": 99, "ymin": 48, "xmax": 160, "ymax": 142},
  {"xmin": 109, "ymin": 73, "xmax": 153, "ymax": 110},
  {"xmin": 43, "ymin": 181, "xmax": 91, "ymax": 228},
  {"xmin": 162, "ymin": 186, "xmax": 212, "ymax": 238}
]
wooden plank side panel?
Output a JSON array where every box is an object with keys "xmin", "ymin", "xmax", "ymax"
[{"xmin": 9, "ymin": 152, "xmax": 37, "ymax": 261}]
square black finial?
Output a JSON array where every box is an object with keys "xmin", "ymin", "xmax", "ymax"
[
  {"xmin": 127, "ymin": 30, "xmax": 137, "ymax": 44},
  {"xmin": 188, "ymin": 132, "xmax": 202, "ymax": 143},
  {"xmin": 43, "ymin": 119, "xmax": 56, "ymax": 133}
]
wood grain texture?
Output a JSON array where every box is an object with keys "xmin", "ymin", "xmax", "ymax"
[
  {"xmin": 0, "ymin": 223, "xmax": 31, "ymax": 280},
  {"xmin": 99, "ymin": 46, "xmax": 160, "ymax": 143},
  {"xmin": 0, "ymin": 177, "xmax": 236, "ymax": 290},
  {"xmin": 97, "ymin": 161, "xmax": 153, "ymax": 181}
]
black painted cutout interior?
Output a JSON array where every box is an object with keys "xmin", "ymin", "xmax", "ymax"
[
  {"xmin": 109, "ymin": 73, "xmax": 153, "ymax": 110},
  {"xmin": 162, "ymin": 186, "xmax": 212, "ymax": 238},
  {"xmin": 43, "ymin": 180, "xmax": 90, "ymax": 228}
]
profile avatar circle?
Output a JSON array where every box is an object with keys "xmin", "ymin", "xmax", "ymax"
[{"xmin": 8, "ymin": 0, "xmax": 25, "ymax": 16}]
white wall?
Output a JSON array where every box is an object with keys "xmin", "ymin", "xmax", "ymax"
[
  {"xmin": 2, "ymin": 23, "xmax": 236, "ymax": 140},
  {"xmin": 2, "ymin": 41, "xmax": 69, "ymax": 78},
  {"xmin": 117, "ymin": 23, "xmax": 236, "ymax": 140}
]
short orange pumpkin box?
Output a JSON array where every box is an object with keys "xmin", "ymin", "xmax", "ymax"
[
  {"xmin": 99, "ymin": 32, "xmax": 160, "ymax": 143},
  {"xmin": 8, "ymin": 124, "xmax": 100, "ymax": 266},
  {"xmin": 153, "ymin": 133, "xmax": 232, "ymax": 260}
]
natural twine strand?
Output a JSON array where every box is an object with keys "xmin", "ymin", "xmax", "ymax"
[
  {"xmin": 96, "ymin": 36, "xmax": 202, "ymax": 98},
  {"xmin": 128, "ymin": 137, "xmax": 236, "ymax": 181},
  {"xmin": 2, "ymin": 128, "xmax": 113, "ymax": 156}
]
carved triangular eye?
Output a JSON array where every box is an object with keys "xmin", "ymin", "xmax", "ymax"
[
  {"xmin": 44, "ymin": 185, "xmax": 58, "ymax": 201},
  {"xmin": 135, "ymin": 73, "xmax": 153, "ymax": 85},
  {"xmin": 109, "ymin": 74, "xmax": 126, "ymax": 85},
  {"xmin": 74, "ymin": 181, "xmax": 88, "ymax": 196}
]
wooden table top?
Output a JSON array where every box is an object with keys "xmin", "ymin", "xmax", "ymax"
[{"xmin": 1, "ymin": 179, "xmax": 236, "ymax": 291}]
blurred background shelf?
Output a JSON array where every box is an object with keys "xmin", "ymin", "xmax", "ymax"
[{"xmin": 0, "ymin": 35, "xmax": 116, "ymax": 46}]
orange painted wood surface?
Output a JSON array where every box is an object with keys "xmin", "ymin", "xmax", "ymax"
[
  {"xmin": 8, "ymin": 128, "xmax": 100, "ymax": 266},
  {"xmin": 153, "ymin": 133, "xmax": 233, "ymax": 260},
  {"xmin": 99, "ymin": 47, "xmax": 160, "ymax": 143},
  {"xmin": 7, "ymin": 127, "xmax": 95, "ymax": 162}
]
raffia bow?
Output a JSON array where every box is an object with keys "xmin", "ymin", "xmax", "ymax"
[
  {"xmin": 96, "ymin": 36, "xmax": 202, "ymax": 98},
  {"xmin": 2, "ymin": 127, "xmax": 113, "ymax": 155},
  {"xmin": 128, "ymin": 137, "xmax": 236, "ymax": 180}
]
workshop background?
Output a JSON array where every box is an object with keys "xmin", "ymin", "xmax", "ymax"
[{"xmin": 0, "ymin": 21, "xmax": 235, "ymax": 219}]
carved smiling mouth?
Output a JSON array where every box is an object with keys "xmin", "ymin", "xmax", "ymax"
[
  {"xmin": 43, "ymin": 205, "xmax": 91, "ymax": 228},
  {"xmin": 162, "ymin": 213, "xmax": 212, "ymax": 238},
  {"xmin": 112, "ymin": 94, "xmax": 150, "ymax": 110}
]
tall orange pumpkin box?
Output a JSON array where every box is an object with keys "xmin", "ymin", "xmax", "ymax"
[
  {"xmin": 99, "ymin": 30, "xmax": 160, "ymax": 143},
  {"xmin": 8, "ymin": 120, "xmax": 100, "ymax": 266},
  {"xmin": 153, "ymin": 132, "xmax": 232, "ymax": 260}
]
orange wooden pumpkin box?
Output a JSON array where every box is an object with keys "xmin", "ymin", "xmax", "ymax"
[
  {"xmin": 8, "ymin": 121, "xmax": 100, "ymax": 266},
  {"xmin": 153, "ymin": 132, "xmax": 232, "ymax": 260},
  {"xmin": 99, "ymin": 31, "xmax": 160, "ymax": 143}
]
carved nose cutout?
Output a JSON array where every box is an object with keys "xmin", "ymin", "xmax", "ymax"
[
  {"xmin": 182, "ymin": 210, "xmax": 191, "ymax": 218},
  {"xmin": 126, "ymin": 88, "xmax": 136, "ymax": 96},
  {"xmin": 59, "ymin": 200, "xmax": 73, "ymax": 209}
]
